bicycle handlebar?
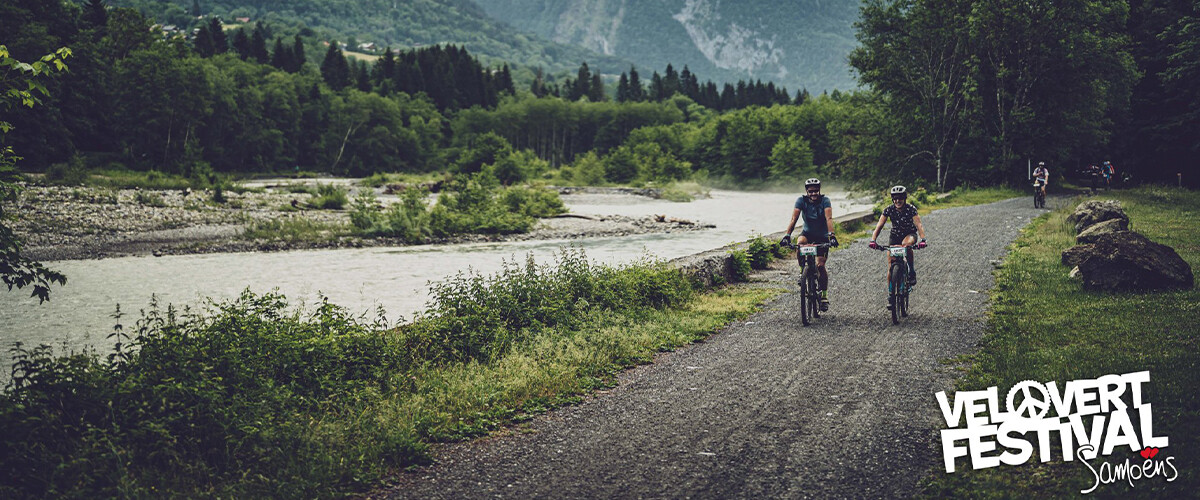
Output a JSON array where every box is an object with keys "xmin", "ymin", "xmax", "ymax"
[
  {"xmin": 783, "ymin": 242, "xmax": 836, "ymax": 250},
  {"xmin": 870, "ymin": 243, "xmax": 925, "ymax": 251}
]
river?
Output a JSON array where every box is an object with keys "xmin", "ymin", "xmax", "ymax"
[{"xmin": 0, "ymin": 189, "xmax": 871, "ymax": 375}]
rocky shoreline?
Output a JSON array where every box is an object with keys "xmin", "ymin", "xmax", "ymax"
[{"xmin": 10, "ymin": 184, "xmax": 713, "ymax": 261}]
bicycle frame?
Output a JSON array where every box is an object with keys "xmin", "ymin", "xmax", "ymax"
[
  {"xmin": 787, "ymin": 242, "xmax": 833, "ymax": 326},
  {"xmin": 872, "ymin": 243, "xmax": 922, "ymax": 324}
]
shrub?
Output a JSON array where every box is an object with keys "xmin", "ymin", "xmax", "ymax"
[
  {"xmin": 498, "ymin": 185, "xmax": 566, "ymax": 218},
  {"xmin": 308, "ymin": 184, "xmax": 349, "ymax": 210},
  {"xmin": 43, "ymin": 156, "xmax": 89, "ymax": 185},
  {"xmin": 728, "ymin": 249, "xmax": 752, "ymax": 281},
  {"xmin": 746, "ymin": 235, "xmax": 776, "ymax": 270}
]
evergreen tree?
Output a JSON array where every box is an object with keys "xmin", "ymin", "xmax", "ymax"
[
  {"xmin": 208, "ymin": 17, "xmax": 227, "ymax": 54},
  {"xmin": 290, "ymin": 35, "xmax": 306, "ymax": 72},
  {"xmin": 571, "ymin": 62, "xmax": 591, "ymax": 101},
  {"xmin": 628, "ymin": 66, "xmax": 644, "ymax": 101},
  {"xmin": 356, "ymin": 60, "xmax": 371, "ymax": 92},
  {"xmin": 191, "ymin": 0, "xmax": 201, "ymax": 17},
  {"xmin": 664, "ymin": 64, "xmax": 680, "ymax": 97},
  {"xmin": 231, "ymin": 28, "xmax": 250, "ymax": 59},
  {"xmin": 320, "ymin": 41, "xmax": 350, "ymax": 90},
  {"xmin": 530, "ymin": 67, "xmax": 546, "ymax": 97},
  {"xmin": 649, "ymin": 71, "xmax": 665, "ymax": 101},
  {"xmin": 375, "ymin": 47, "xmax": 397, "ymax": 84},
  {"xmin": 616, "ymin": 72, "xmax": 630, "ymax": 102},
  {"xmin": 250, "ymin": 22, "xmax": 269, "ymax": 63},
  {"xmin": 194, "ymin": 24, "xmax": 214, "ymax": 57},
  {"xmin": 270, "ymin": 36, "xmax": 289, "ymax": 70},
  {"xmin": 498, "ymin": 64, "xmax": 515, "ymax": 95},
  {"xmin": 588, "ymin": 72, "xmax": 605, "ymax": 102}
]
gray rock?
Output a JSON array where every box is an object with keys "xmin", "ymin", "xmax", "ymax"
[
  {"xmin": 1070, "ymin": 231, "xmax": 1194, "ymax": 291},
  {"xmin": 1067, "ymin": 200, "xmax": 1128, "ymax": 234},
  {"xmin": 1062, "ymin": 244, "xmax": 1096, "ymax": 267},
  {"xmin": 1076, "ymin": 217, "xmax": 1129, "ymax": 244}
]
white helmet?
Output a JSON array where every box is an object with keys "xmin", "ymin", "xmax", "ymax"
[
  {"xmin": 804, "ymin": 178, "xmax": 821, "ymax": 189},
  {"xmin": 890, "ymin": 185, "xmax": 907, "ymax": 196}
]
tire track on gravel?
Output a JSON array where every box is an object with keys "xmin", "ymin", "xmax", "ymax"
[{"xmin": 379, "ymin": 197, "xmax": 1048, "ymax": 499}]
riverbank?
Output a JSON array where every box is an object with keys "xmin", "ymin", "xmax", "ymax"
[
  {"xmin": 921, "ymin": 186, "xmax": 1198, "ymax": 498},
  {"xmin": 9, "ymin": 184, "xmax": 713, "ymax": 261}
]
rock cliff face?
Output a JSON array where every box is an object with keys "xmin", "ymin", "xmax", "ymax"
[{"xmin": 473, "ymin": 0, "xmax": 861, "ymax": 92}]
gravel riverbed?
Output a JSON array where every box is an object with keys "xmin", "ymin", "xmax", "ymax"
[{"xmin": 8, "ymin": 185, "xmax": 712, "ymax": 261}]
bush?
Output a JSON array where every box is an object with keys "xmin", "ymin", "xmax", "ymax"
[
  {"xmin": 308, "ymin": 184, "xmax": 349, "ymax": 210},
  {"xmin": 728, "ymin": 249, "xmax": 752, "ymax": 281},
  {"xmin": 746, "ymin": 235, "xmax": 776, "ymax": 270},
  {"xmin": 498, "ymin": 185, "xmax": 566, "ymax": 218},
  {"xmin": 43, "ymin": 156, "xmax": 89, "ymax": 185}
]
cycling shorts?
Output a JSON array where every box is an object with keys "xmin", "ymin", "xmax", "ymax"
[
  {"xmin": 889, "ymin": 232, "xmax": 917, "ymax": 247},
  {"xmin": 799, "ymin": 231, "xmax": 830, "ymax": 257}
]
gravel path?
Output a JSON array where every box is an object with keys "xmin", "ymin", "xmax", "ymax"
[{"xmin": 378, "ymin": 197, "xmax": 1047, "ymax": 499}]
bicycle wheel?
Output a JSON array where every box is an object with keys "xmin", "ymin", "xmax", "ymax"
[
  {"xmin": 890, "ymin": 262, "xmax": 904, "ymax": 324},
  {"xmin": 900, "ymin": 286, "xmax": 909, "ymax": 317},
  {"xmin": 800, "ymin": 265, "xmax": 811, "ymax": 326},
  {"xmin": 808, "ymin": 274, "xmax": 821, "ymax": 319}
]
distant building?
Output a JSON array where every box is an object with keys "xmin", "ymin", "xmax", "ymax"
[
  {"xmin": 360, "ymin": 42, "xmax": 377, "ymax": 51},
  {"xmin": 235, "ymin": 17, "xmax": 250, "ymax": 23}
]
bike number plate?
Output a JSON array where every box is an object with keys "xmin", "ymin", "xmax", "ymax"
[
  {"xmin": 889, "ymin": 247, "xmax": 907, "ymax": 257},
  {"xmin": 798, "ymin": 246, "xmax": 818, "ymax": 256}
]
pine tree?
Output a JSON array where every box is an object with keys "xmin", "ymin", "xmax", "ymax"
[
  {"xmin": 530, "ymin": 67, "xmax": 546, "ymax": 97},
  {"xmin": 270, "ymin": 37, "xmax": 290, "ymax": 70},
  {"xmin": 375, "ymin": 47, "xmax": 397, "ymax": 84},
  {"xmin": 194, "ymin": 24, "xmax": 214, "ymax": 57},
  {"xmin": 231, "ymin": 29, "xmax": 250, "ymax": 59},
  {"xmin": 498, "ymin": 64, "xmax": 515, "ymax": 95},
  {"xmin": 291, "ymin": 35, "xmax": 306, "ymax": 72},
  {"xmin": 191, "ymin": 0, "xmax": 201, "ymax": 17},
  {"xmin": 355, "ymin": 60, "xmax": 371, "ymax": 92},
  {"xmin": 664, "ymin": 63, "xmax": 680, "ymax": 97},
  {"xmin": 616, "ymin": 72, "xmax": 630, "ymax": 102},
  {"xmin": 571, "ymin": 62, "xmax": 591, "ymax": 101},
  {"xmin": 320, "ymin": 41, "xmax": 350, "ymax": 90},
  {"xmin": 649, "ymin": 71, "xmax": 665, "ymax": 101},
  {"xmin": 589, "ymin": 72, "xmax": 605, "ymax": 102},
  {"xmin": 628, "ymin": 66, "xmax": 644, "ymax": 101},
  {"xmin": 209, "ymin": 18, "xmax": 227, "ymax": 54},
  {"xmin": 250, "ymin": 22, "xmax": 269, "ymax": 64}
]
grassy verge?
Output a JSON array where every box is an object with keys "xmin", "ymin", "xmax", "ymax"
[
  {"xmin": 241, "ymin": 217, "xmax": 354, "ymax": 243},
  {"xmin": 0, "ymin": 251, "xmax": 779, "ymax": 498},
  {"xmin": 921, "ymin": 186, "xmax": 1199, "ymax": 498}
]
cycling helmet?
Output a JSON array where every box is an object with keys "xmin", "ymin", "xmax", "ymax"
[
  {"xmin": 804, "ymin": 178, "xmax": 821, "ymax": 189},
  {"xmin": 890, "ymin": 185, "xmax": 907, "ymax": 196},
  {"xmin": 1039, "ymin": 161, "xmax": 1045, "ymax": 166}
]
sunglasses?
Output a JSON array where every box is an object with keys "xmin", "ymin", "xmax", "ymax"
[{"xmin": 807, "ymin": 189, "xmax": 820, "ymax": 194}]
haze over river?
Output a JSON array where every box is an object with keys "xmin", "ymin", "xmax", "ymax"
[{"xmin": 1, "ymin": 189, "xmax": 870, "ymax": 374}]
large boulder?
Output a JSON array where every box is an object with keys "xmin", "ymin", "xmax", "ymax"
[
  {"xmin": 1062, "ymin": 244, "xmax": 1096, "ymax": 267},
  {"xmin": 1068, "ymin": 200, "xmax": 1129, "ymax": 234},
  {"xmin": 1070, "ymin": 231, "xmax": 1194, "ymax": 291},
  {"xmin": 1077, "ymin": 217, "xmax": 1130, "ymax": 244}
]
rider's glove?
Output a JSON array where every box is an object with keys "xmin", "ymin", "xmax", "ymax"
[
  {"xmin": 829, "ymin": 234, "xmax": 839, "ymax": 247},
  {"xmin": 917, "ymin": 238, "xmax": 928, "ymax": 249},
  {"xmin": 868, "ymin": 240, "xmax": 879, "ymax": 250},
  {"xmin": 780, "ymin": 234, "xmax": 791, "ymax": 247}
]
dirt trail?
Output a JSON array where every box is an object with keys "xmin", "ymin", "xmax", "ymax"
[{"xmin": 380, "ymin": 197, "xmax": 1048, "ymax": 499}]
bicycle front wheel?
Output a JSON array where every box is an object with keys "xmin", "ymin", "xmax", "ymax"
[
  {"xmin": 890, "ymin": 262, "xmax": 905, "ymax": 324},
  {"xmin": 800, "ymin": 266, "xmax": 811, "ymax": 326}
]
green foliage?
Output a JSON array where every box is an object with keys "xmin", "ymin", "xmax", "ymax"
[
  {"xmin": 307, "ymin": 183, "xmax": 349, "ymax": 210},
  {"xmin": 745, "ymin": 235, "xmax": 777, "ymax": 270},
  {"xmin": 428, "ymin": 169, "xmax": 535, "ymax": 236},
  {"xmin": 42, "ymin": 156, "xmax": 90, "ymax": 186},
  {"xmin": 497, "ymin": 185, "xmax": 566, "ymax": 218},
  {"xmin": 727, "ymin": 249, "xmax": 752, "ymax": 282},
  {"xmin": 351, "ymin": 188, "xmax": 432, "ymax": 243},
  {"xmin": 241, "ymin": 217, "xmax": 351, "ymax": 243}
]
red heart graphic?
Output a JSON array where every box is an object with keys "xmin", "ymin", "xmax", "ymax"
[
  {"xmin": 1148, "ymin": 447, "xmax": 1159, "ymax": 459},
  {"xmin": 1139, "ymin": 447, "xmax": 1159, "ymax": 459}
]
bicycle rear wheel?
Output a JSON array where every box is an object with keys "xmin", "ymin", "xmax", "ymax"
[
  {"xmin": 890, "ymin": 262, "xmax": 904, "ymax": 324},
  {"xmin": 800, "ymin": 265, "xmax": 811, "ymax": 326}
]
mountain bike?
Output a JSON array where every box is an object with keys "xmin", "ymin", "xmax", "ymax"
[
  {"xmin": 1033, "ymin": 179, "xmax": 1046, "ymax": 208},
  {"xmin": 785, "ymin": 241, "xmax": 834, "ymax": 326},
  {"xmin": 872, "ymin": 243, "xmax": 924, "ymax": 324}
]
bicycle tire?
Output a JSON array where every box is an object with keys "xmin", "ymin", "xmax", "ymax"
[
  {"xmin": 890, "ymin": 261, "xmax": 904, "ymax": 324},
  {"xmin": 800, "ymin": 264, "xmax": 811, "ymax": 326},
  {"xmin": 900, "ymin": 287, "xmax": 909, "ymax": 317},
  {"xmin": 809, "ymin": 272, "xmax": 821, "ymax": 319}
]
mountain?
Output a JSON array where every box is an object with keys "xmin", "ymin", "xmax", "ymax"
[
  {"xmin": 471, "ymin": 0, "xmax": 862, "ymax": 92},
  {"xmin": 112, "ymin": 0, "xmax": 631, "ymax": 74}
]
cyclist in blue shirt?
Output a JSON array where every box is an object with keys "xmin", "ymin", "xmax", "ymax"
[{"xmin": 781, "ymin": 178, "xmax": 838, "ymax": 310}]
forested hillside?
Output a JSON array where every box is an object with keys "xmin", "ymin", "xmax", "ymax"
[
  {"xmin": 473, "ymin": 0, "xmax": 862, "ymax": 92},
  {"xmin": 99, "ymin": 0, "xmax": 631, "ymax": 74}
]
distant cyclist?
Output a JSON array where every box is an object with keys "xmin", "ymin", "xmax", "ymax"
[
  {"xmin": 781, "ymin": 178, "xmax": 838, "ymax": 311},
  {"xmin": 869, "ymin": 186, "xmax": 927, "ymax": 300},
  {"xmin": 1033, "ymin": 161, "xmax": 1049, "ymax": 197},
  {"xmin": 1102, "ymin": 160, "xmax": 1116, "ymax": 190}
]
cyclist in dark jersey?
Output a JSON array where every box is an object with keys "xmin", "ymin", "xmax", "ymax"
[
  {"xmin": 869, "ymin": 186, "xmax": 927, "ymax": 291},
  {"xmin": 781, "ymin": 178, "xmax": 838, "ymax": 310}
]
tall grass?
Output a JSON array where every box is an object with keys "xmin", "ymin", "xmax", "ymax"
[{"xmin": 0, "ymin": 251, "xmax": 772, "ymax": 498}]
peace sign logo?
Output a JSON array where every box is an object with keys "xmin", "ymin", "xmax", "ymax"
[{"xmin": 1006, "ymin": 380, "xmax": 1051, "ymax": 419}]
